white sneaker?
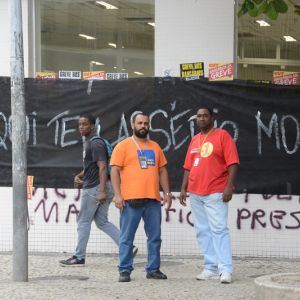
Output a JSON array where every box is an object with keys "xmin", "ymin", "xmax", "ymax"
[
  {"xmin": 196, "ymin": 269, "xmax": 219, "ymax": 280},
  {"xmin": 220, "ymin": 272, "xmax": 232, "ymax": 283}
]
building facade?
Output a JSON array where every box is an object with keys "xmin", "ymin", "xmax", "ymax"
[{"xmin": 1, "ymin": 0, "xmax": 300, "ymax": 258}]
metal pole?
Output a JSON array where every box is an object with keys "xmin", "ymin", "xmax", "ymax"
[
  {"xmin": 10, "ymin": 0, "xmax": 28, "ymax": 282},
  {"xmin": 233, "ymin": 0, "xmax": 239, "ymax": 79}
]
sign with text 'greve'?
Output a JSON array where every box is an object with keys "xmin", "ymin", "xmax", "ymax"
[
  {"xmin": 83, "ymin": 71, "xmax": 106, "ymax": 80},
  {"xmin": 35, "ymin": 72, "xmax": 58, "ymax": 80},
  {"xmin": 272, "ymin": 71, "xmax": 299, "ymax": 85},
  {"xmin": 106, "ymin": 73, "xmax": 128, "ymax": 80},
  {"xmin": 209, "ymin": 63, "xmax": 234, "ymax": 81},
  {"xmin": 59, "ymin": 71, "xmax": 81, "ymax": 80},
  {"xmin": 180, "ymin": 62, "xmax": 204, "ymax": 81}
]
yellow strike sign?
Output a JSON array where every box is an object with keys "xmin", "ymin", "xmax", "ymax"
[{"xmin": 180, "ymin": 62, "xmax": 204, "ymax": 80}]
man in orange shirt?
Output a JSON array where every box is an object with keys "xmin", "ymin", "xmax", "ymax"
[
  {"xmin": 180, "ymin": 107, "xmax": 239, "ymax": 284},
  {"xmin": 110, "ymin": 113, "xmax": 172, "ymax": 282}
]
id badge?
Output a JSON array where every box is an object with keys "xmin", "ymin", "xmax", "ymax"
[
  {"xmin": 139, "ymin": 155, "xmax": 148, "ymax": 169},
  {"xmin": 193, "ymin": 157, "xmax": 200, "ymax": 167}
]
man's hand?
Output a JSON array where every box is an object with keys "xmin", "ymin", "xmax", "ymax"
[
  {"xmin": 179, "ymin": 189, "xmax": 187, "ymax": 206},
  {"xmin": 113, "ymin": 194, "xmax": 125, "ymax": 209},
  {"xmin": 223, "ymin": 185, "xmax": 234, "ymax": 202},
  {"xmin": 223, "ymin": 164, "xmax": 238, "ymax": 202},
  {"xmin": 162, "ymin": 193, "xmax": 172, "ymax": 210},
  {"xmin": 180, "ymin": 170, "xmax": 189, "ymax": 206},
  {"xmin": 74, "ymin": 175, "xmax": 83, "ymax": 189},
  {"xmin": 97, "ymin": 190, "xmax": 106, "ymax": 205}
]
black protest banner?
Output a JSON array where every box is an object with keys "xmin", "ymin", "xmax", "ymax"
[{"xmin": 0, "ymin": 77, "xmax": 300, "ymax": 194}]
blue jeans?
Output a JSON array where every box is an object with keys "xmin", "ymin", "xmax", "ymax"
[
  {"xmin": 190, "ymin": 192, "xmax": 232, "ymax": 274},
  {"xmin": 118, "ymin": 199, "xmax": 162, "ymax": 273},
  {"xmin": 75, "ymin": 181, "xmax": 120, "ymax": 259}
]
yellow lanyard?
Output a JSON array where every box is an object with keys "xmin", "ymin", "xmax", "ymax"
[{"xmin": 198, "ymin": 128, "xmax": 214, "ymax": 154}]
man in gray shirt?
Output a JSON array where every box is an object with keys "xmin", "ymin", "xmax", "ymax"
[{"xmin": 59, "ymin": 114, "xmax": 128, "ymax": 266}]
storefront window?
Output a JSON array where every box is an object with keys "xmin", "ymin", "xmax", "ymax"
[
  {"xmin": 36, "ymin": 0, "xmax": 154, "ymax": 78},
  {"xmin": 238, "ymin": 0, "xmax": 300, "ymax": 81}
]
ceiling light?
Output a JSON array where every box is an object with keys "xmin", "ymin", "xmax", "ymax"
[
  {"xmin": 134, "ymin": 71, "xmax": 144, "ymax": 75},
  {"xmin": 79, "ymin": 34, "xmax": 96, "ymax": 40},
  {"xmin": 96, "ymin": 1, "xmax": 118, "ymax": 9},
  {"xmin": 113, "ymin": 66, "xmax": 117, "ymax": 69},
  {"xmin": 108, "ymin": 43, "xmax": 117, "ymax": 48},
  {"xmin": 283, "ymin": 35, "xmax": 297, "ymax": 42},
  {"xmin": 256, "ymin": 20, "xmax": 270, "ymax": 27},
  {"xmin": 122, "ymin": 68, "xmax": 126, "ymax": 71},
  {"xmin": 147, "ymin": 22, "xmax": 155, "ymax": 27},
  {"xmin": 90, "ymin": 61, "xmax": 104, "ymax": 65}
]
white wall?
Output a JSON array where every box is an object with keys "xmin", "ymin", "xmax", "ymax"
[
  {"xmin": 1, "ymin": 187, "xmax": 300, "ymax": 258},
  {"xmin": 155, "ymin": 0, "xmax": 235, "ymax": 77},
  {"xmin": 0, "ymin": 0, "xmax": 30, "ymax": 77}
]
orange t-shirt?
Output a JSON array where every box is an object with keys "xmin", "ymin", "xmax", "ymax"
[
  {"xmin": 183, "ymin": 129, "xmax": 240, "ymax": 195},
  {"xmin": 110, "ymin": 137, "xmax": 167, "ymax": 200}
]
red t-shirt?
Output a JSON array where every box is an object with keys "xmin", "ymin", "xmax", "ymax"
[{"xmin": 183, "ymin": 128, "xmax": 240, "ymax": 195}]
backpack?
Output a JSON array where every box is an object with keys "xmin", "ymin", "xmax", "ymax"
[{"xmin": 90, "ymin": 136, "xmax": 113, "ymax": 176}]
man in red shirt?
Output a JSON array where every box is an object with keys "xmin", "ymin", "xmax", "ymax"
[{"xmin": 180, "ymin": 107, "xmax": 239, "ymax": 284}]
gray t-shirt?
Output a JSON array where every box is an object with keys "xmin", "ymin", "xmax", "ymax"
[{"xmin": 82, "ymin": 134, "xmax": 107, "ymax": 189}]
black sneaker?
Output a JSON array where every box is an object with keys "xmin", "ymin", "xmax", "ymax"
[
  {"xmin": 132, "ymin": 245, "xmax": 138, "ymax": 258},
  {"xmin": 119, "ymin": 271, "xmax": 131, "ymax": 282},
  {"xmin": 146, "ymin": 269, "xmax": 167, "ymax": 279},
  {"xmin": 59, "ymin": 256, "xmax": 85, "ymax": 267}
]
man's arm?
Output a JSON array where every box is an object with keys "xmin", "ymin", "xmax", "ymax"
[
  {"xmin": 223, "ymin": 163, "xmax": 238, "ymax": 202},
  {"xmin": 110, "ymin": 165, "xmax": 125, "ymax": 209},
  {"xmin": 74, "ymin": 170, "xmax": 84, "ymax": 188},
  {"xmin": 159, "ymin": 165, "xmax": 172, "ymax": 210},
  {"xmin": 179, "ymin": 169, "xmax": 190, "ymax": 206},
  {"xmin": 96, "ymin": 160, "xmax": 108, "ymax": 204}
]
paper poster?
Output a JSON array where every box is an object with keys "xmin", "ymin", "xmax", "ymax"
[
  {"xmin": 106, "ymin": 73, "xmax": 128, "ymax": 80},
  {"xmin": 209, "ymin": 63, "xmax": 234, "ymax": 81},
  {"xmin": 27, "ymin": 176, "xmax": 34, "ymax": 200},
  {"xmin": 272, "ymin": 71, "xmax": 299, "ymax": 85},
  {"xmin": 59, "ymin": 71, "xmax": 81, "ymax": 80},
  {"xmin": 180, "ymin": 62, "xmax": 204, "ymax": 81},
  {"xmin": 35, "ymin": 72, "xmax": 58, "ymax": 80},
  {"xmin": 83, "ymin": 71, "xmax": 106, "ymax": 80}
]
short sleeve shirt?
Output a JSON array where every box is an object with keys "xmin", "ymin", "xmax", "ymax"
[
  {"xmin": 110, "ymin": 137, "xmax": 167, "ymax": 200},
  {"xmin": 83, "ymin": 134, "xmax": 107, "ymax": 189},
  {"xmin": 183, "ymin": 129, "xmax": 239, "ymax": 195}
]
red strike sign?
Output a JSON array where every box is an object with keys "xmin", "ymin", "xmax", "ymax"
[
  {"xmin": 209, "ymin": 63, "xmax": 233, "ymax": 81},
  {"xmin": 272, "ymin": 71, "xmax": 299, "ymax": 85}
]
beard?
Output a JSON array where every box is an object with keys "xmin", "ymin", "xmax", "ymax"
[
  {"xmin": 198, "ymin": 121, "xmax": 214, "ymax": 132},
  {"xmin": 134, "ymin": 128, "xmax": 149, "ymax": 138}
]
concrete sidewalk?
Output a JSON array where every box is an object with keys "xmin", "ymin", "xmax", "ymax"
[{"xmin": 0, "ymin": 253, "xmax": 299, "ymax": 300}]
